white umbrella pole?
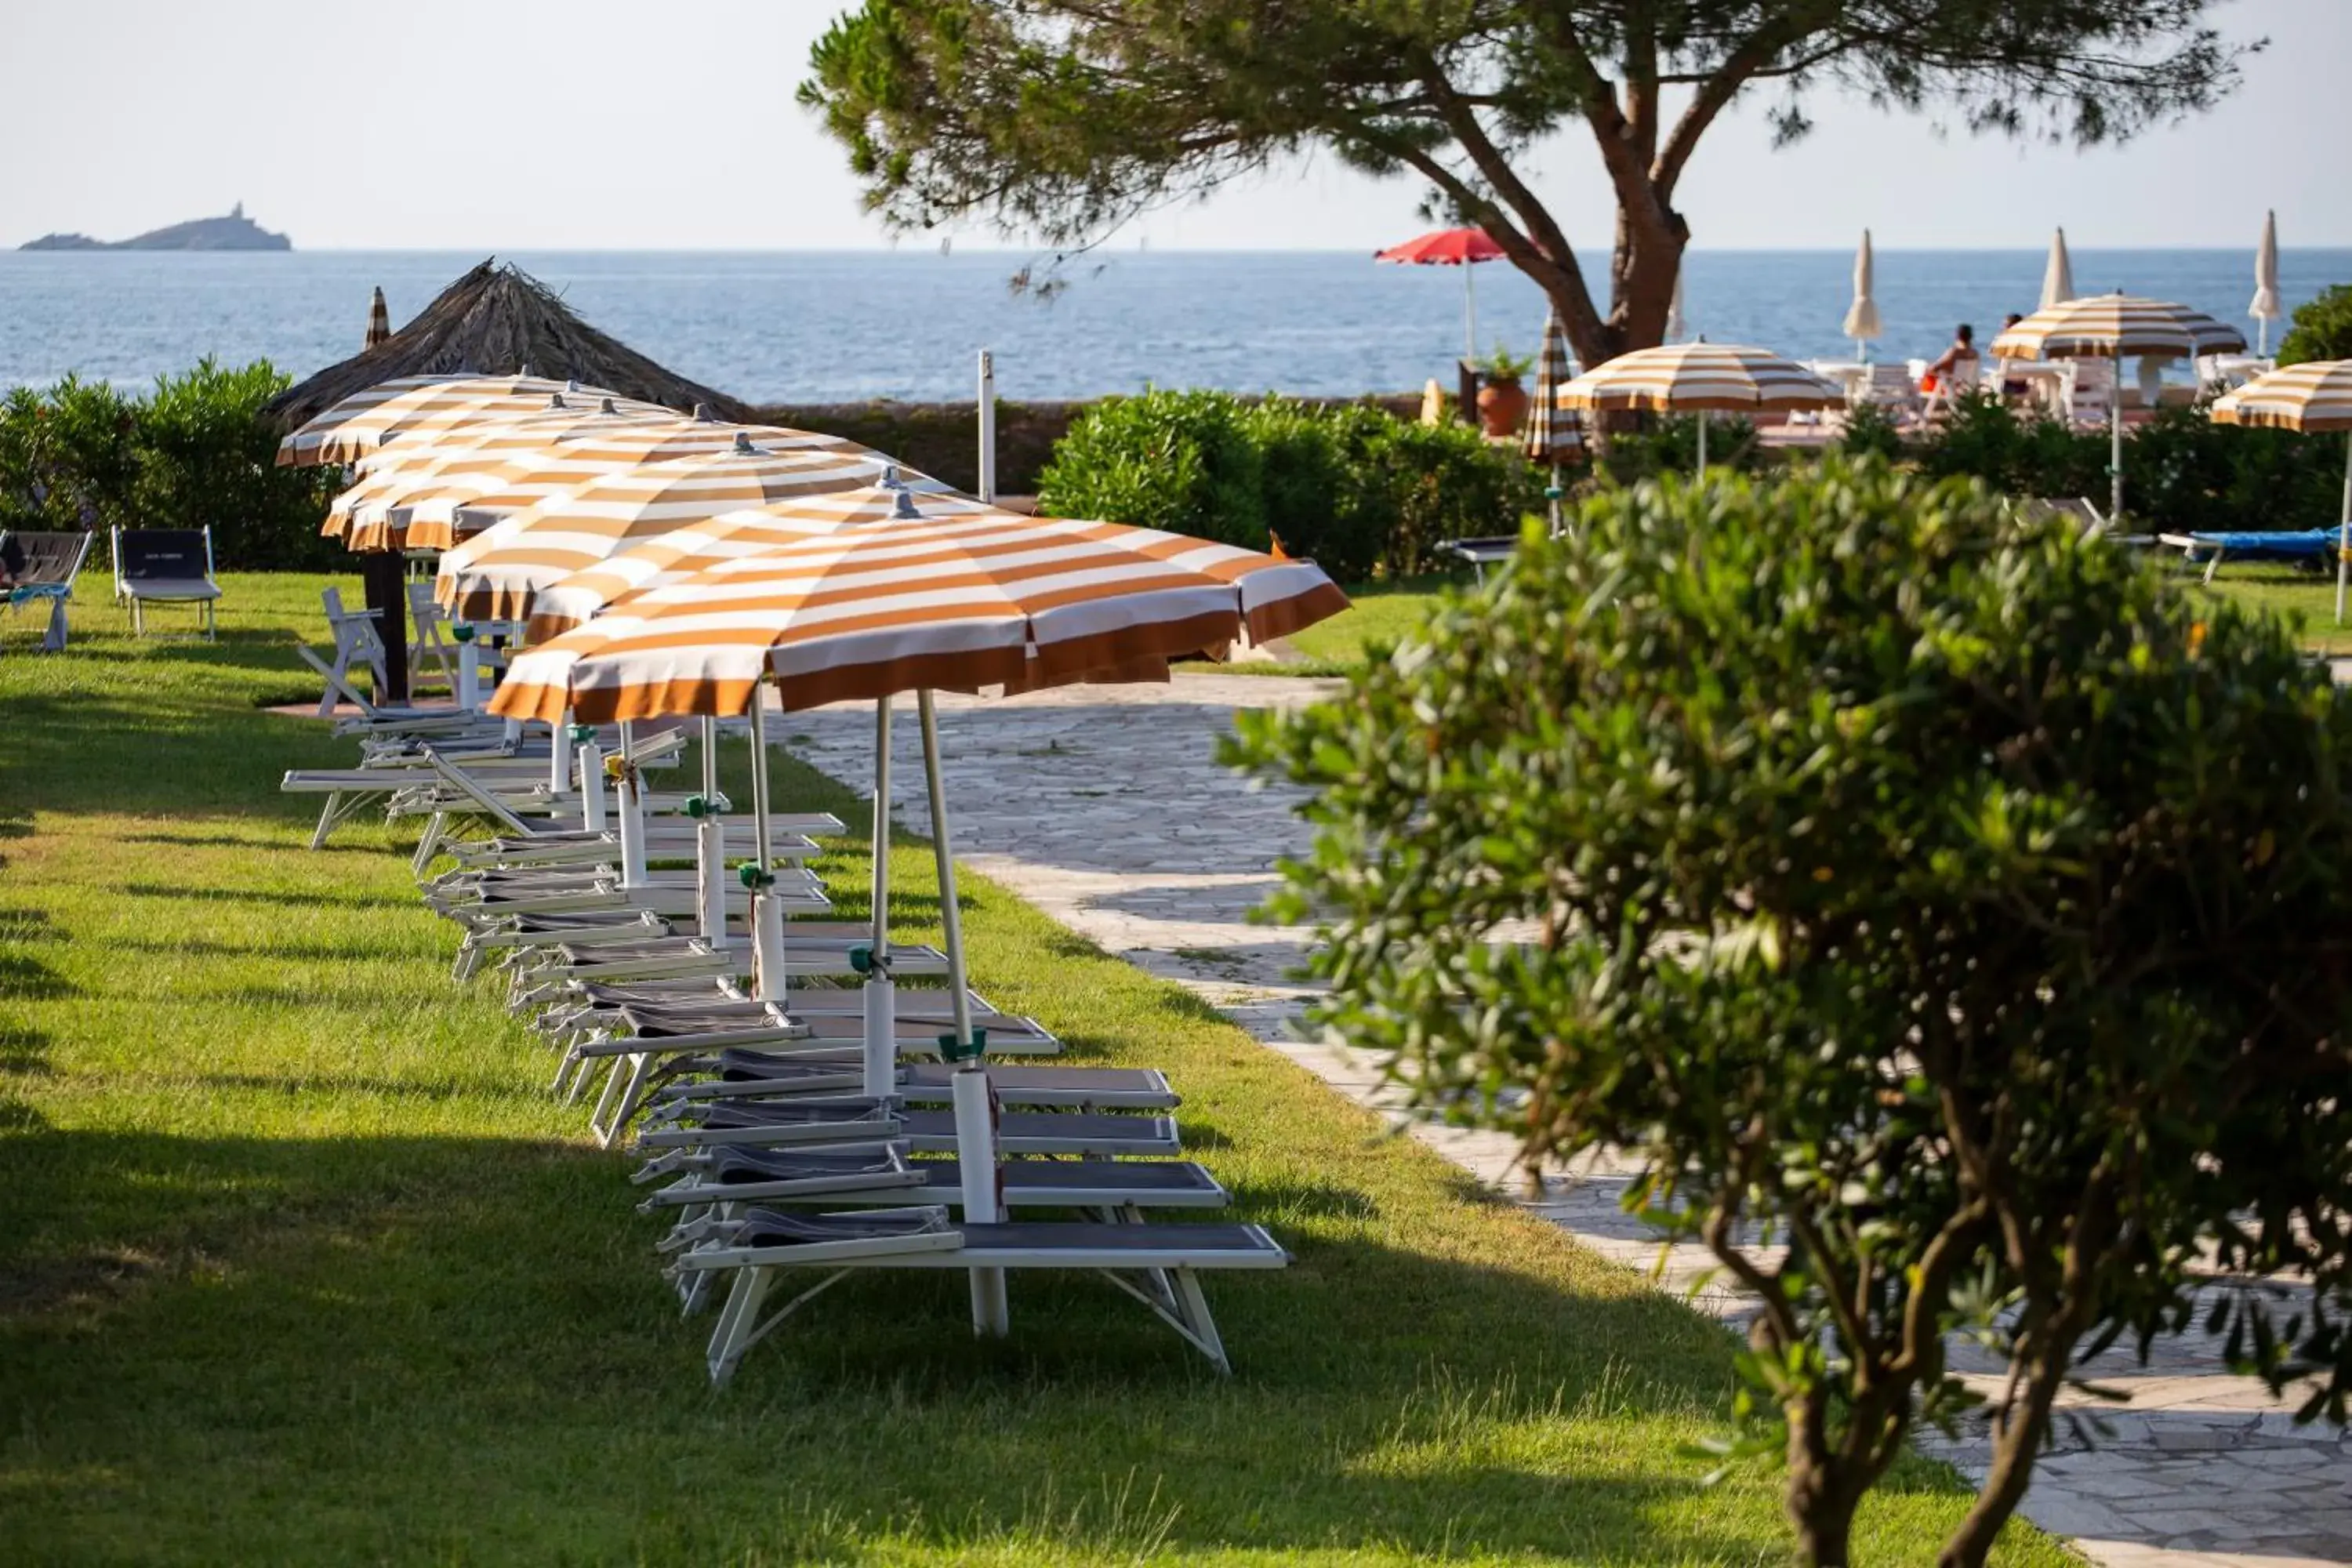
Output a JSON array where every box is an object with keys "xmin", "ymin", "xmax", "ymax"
[
  {"xmin": 2110, "ymin": 368, "xmax": 2126, "ymax": 524},
  {"xmin": 549, "ymin": 709, "xmax": 573, "ymax": 797},
  {"xmin": 862, "ymin": 698, "xmax": 896, "ymax": 1100},
  {"xmin": 748, "ymin": 681, "xmax": 787, "ymax": 1004},
  {"xmin": 1462, "ymin": 265, "xmax": 1478, "ymax": 367},
  {"xmin": 916, "ymin": 690, "xmax": 974, "ymax": 1053},
  {"xmin": 576, "ymin": 727, "xmax": 607, "ymax": 832},
  {"xmin": 2337, "ymin": 432, "xmax": 2351, "ymax": 627},
  {"xmin": 700, "ymin": 715, "xmax": 718, "ymax": 802},
  {"xmin": 696, "ymin": 715, "xmax": 725, "ymax": 942},
  {"xmin": 919, "ymin": 686, "xmax": 1006, "ymax": 1334},
  {"xmin": 1695, "ymin": 412, "xmax": 1708, "ymax": 477}
]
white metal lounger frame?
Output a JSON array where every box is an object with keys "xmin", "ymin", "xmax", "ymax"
[{"xmin": 673, "ymin": 1214, "xmax": 1289, "ymax": 1383}]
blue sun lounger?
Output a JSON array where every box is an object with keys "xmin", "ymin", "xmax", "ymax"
[{"xmin": 2164, "ymin": 528, "xmax": 2342, "ymax": 585}]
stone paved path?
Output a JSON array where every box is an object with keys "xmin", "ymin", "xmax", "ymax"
[{"xmin": 777, "ymin": 674, "xmax": 2352, "ymax": 1567}]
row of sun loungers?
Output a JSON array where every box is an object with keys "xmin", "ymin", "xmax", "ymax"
[{"xmin": 283, "ymin": 695, "xmax": 1287, "ymax": 1385}]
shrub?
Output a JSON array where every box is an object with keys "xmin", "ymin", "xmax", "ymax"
[
  {"xmin": 134, "ymin": 359, "xmax": 342, "ymax": 570},
  {"xmin": 0, "ymin": 360, "xmax": 339, "ymax": 569},
  {"xmin": 1831, "ymin": 398, "xmax": 1905, "ymax": 463},
  {"xmin": 1915, "ymin": 390, "xmax": 2107, "ymax": 500},
  {"xmin": 1230, "ymin": 457, "xmax": 2352, "ymax": 1568},
  {"xmin": 2279, "ymin": 282, "xmax": 2352, "ymax": 366},
  {"xmin": 1039, "ymin": 390, "xmax": 1542, "ymax": 581},
  {"xmin": 1594, "ymin": 412, "xmax": 1759, "ymax": 485},
  {"xmin": 1035, "ymin": 387, "xmax": 1267, "ymax": 548},
  {"xmin": 2125, "ymin": 398, "xmax": 2345, "ymax": 536}
]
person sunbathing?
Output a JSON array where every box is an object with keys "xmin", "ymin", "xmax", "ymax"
[{"xmin": 1921, "ymin": 324, "xmax": 1977, "ymax": 395}]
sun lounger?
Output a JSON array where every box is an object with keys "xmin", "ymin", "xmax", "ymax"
[
  {"xmin": 640, "ymin": 1147, "xmax": 1229, "ymax": 1214},
  {"xmin": 2161, "ymin": 528, "xmax": 2339, "ymax": 585},
  {"xmin": 492, "ymin": 925, "xmax": 949, "ymax": 996},
  {"xmin": 1, "ymin": 529, "xmax": 95, "ymax": 651},
  {"xmin": 672, "ymin": 1206, "xmax": 1287, "ymax": 1381},
  {"xmin": 635, "ymin": 1098, "xmax": 1182, "ymax": 1158},
  {"xmin": 111, "ymin": 526, "xmax": 221, "ymax": 639}
]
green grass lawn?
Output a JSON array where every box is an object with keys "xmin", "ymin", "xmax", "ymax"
[
  {"xmin": 0, "ymin": 575, "xmax": 2067, "ymax": 1565},
  {"xmin": 2199, "ymin": 563, "xmax": 2352, "ymax": 655}
]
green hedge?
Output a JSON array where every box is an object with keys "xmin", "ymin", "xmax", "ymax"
[
  {"xmin": 0, "ymin": 360, "xmax": 342, "ymax": 570},
  {"xmin": 1035, "ymin": 389, "xmax": 1545, "ymax": 581}
]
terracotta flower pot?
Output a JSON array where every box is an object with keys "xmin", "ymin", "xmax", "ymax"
[{"xmin": 1475, "ymin": 376, "xmax": 1529, "ymax": 438}]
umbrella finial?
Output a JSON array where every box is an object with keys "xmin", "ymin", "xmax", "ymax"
[
  {"xmin": 893, "ymin": 489, "xmax": 922, "ymax": 520},
  {"xmin": 732, "ymin": 431, "xmax": 757, "ymax": 454},
  {"xmin": 548, "ymin": 392, "xmax": 568, "ymax": 409},
  {"xmin": 880, "ymin": 463, "xmax": 904, "ymax": 490},
  {"xmin": 599, "ymin": 397, "xmax": 618, "ymax": 414},
  {"xmin": 692, "ymin": 402, "xmax": 713, "ymax": 422}
]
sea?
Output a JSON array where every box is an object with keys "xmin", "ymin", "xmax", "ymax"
[{"xmin": 0, "ymin": 248, "xmax": 2342, "ymax": 405}]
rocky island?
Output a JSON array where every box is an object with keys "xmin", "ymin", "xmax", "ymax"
[{"xmin": 20, "ymin": 203, "xmax": 291, "ymax": 252}]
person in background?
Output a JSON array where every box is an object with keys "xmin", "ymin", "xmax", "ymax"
[
  {"xmin": 1921, "ymin": 323, "xmax": 1977, "ymax": 396},
  {"xmin": 1999, "ymin": 314, "xmax": 2029, "ymax": 398}
]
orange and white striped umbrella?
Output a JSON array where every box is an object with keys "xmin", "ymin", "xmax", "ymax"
[
  {"xmin": 1990, "ymin": 294, "xmax": 2247, "ymax": 361},
  {"xmin": 488, "ymin": 499, "xmax": 1352, "ymax": 723},
  {"xmin": 1556, "ymin": 343, "xmax": 1840, "ymax": 413},
  {"xmin": 325, "ymin": 400, "xmax": 687, "ymax": 548},
  {"xmin": 523, "ymin": 485, "xmax": 993, "ymax": 640},
  {"xmin": 434, "ymin": 442, "xmax": 949, "ymax": 619},
  {"xmin": 276, "ymin": 376, "xmax": 672, "ymax": 467},
  {"xmin": 2209, "ymin": 360, "xmax": 2352, "ymax": 433}
]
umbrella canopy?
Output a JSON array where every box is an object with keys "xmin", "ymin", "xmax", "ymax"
[
  {"xmin": 326, "ymin": 399, "xmax": 686, "ymax": 549},
  {"xmin": 1842, "ymin": 230, "xmax": 1882, "ymax": 357},
  {"xmin": 2252, "ymin": 210, "xmax": 2284, "ymax": 354},
  {"xmin": 263, "ymin": 260, "xmax": 750, "ymax": 431},
  {"xmin": 1991, "ymin": 294, "xmax": 2247, "ymax": 361},
  {"xmin": 434, "ymin": 442, "xmax": 949, "ymax": 619},
  {"xmin": 1377, "ymin": 227, "xmax": 1506, "ymax": 365},
  {"xmin": 1558, "ymin": 343, "xmax": 1841, "ymax": 414},
  {"xmin": 524, "ymin": 485, "xmax": 993, "ymax": 641},
  {"xmin": 1374, "ymin": 227, "xmax": 1504, "ymax": 266},
  {"xmin": 365, "ymin": 287, "xmax": 391, "ymax": 349},
  {"xmin": 487, "ymin": 501, "xmax": 1351, "ymax": 724},
  {"xmin": 278, "ymin": 376, "xmax": 670, "ymax": 468},
  {"xmin": 2040, "ymin": 228, "xmax": 2077, "ymax": 311},
  {"xmin": 2209, "ymin": 358, "xmax": 2352, "ymax": 432},
  {"xmin": 1521, "ymin": 310, "xmax": 1583, "ymax": 466}
]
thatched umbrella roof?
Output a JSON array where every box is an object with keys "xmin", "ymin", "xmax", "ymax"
[{"xmin": 264, "ymin": 260, "xmax": 750, "ymax": 430}]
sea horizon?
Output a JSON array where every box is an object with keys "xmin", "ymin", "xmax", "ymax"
[{"xmin": 3, "ymin": 246, "xmax": 2341, "ymax": 404}]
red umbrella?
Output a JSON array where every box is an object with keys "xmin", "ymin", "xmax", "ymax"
[{"xmin": 1376, "ymin": 227, "xmax": 1506, "ymax": 365}]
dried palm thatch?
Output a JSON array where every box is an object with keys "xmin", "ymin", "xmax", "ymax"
[{"xmin": 263, "ymin": 260, "xmax": 750, "ymax": 430}]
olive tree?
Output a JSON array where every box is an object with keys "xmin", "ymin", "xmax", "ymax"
[
  {"xmin": 1227, "ymin": 459, "xmax": 2352, "ymax": 1567},
  {"xmin": 802, "ymin": 2, "xmax": 2250, "ymax": 366}
]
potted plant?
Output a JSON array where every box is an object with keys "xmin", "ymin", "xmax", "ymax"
[{"xmin": 1473, "ymin": 345, "xmax": 1534, "ymax": 437}]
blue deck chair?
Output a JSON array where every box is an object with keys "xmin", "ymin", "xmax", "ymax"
[{"xmin": 2164, "ymin": 528, "xmax": 2339, "ymax": 586}]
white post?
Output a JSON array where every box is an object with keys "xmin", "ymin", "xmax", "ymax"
[
  {"xmin": 976, "ymin": 350, "xmax": 998, "ymax": 504},
  {"xmin": 549, "ymin": 710, "xmax": 573, "ymax": 797},
  {"xmin": 2336, "ymin": 432, "xmax": 2351, "ymax": 626},
  {"xmin": 453, "ymin": 625, "xmax": 480, "ymax": 713},
  {"xmin": 696, "ymin": 816, "xmax": 727, "ymax": 941},
  {"xmin": 1695, "ymin": 411, "xmax": 1709, "ymax": 477},
  {"xmin": 576, "ymin": 730, "xmax": 607, "ymax": 832},
  {"xmin": 751, "ymin": 890, "xmax": 788, "ymax": 1002},
  {"xmin": 917, "ymin": 690, "xmax": 974, "ymax": 1053},
  {"xmin": 700, "ymin": 715, "xmax": 719, "ymax": 803},
  {"xmin": 951, "ymin": 1065, "xmax": 1009, "ymax": 1336},
  {"xmin": 614, "ymin": 726, "xmax": 648, "ymax": 891},
  {"xmin": 862, "ymin": 971, "xmax": 896, "ymax": 1101}
]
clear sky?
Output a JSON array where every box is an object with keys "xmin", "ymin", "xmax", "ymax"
[{"xmin": 2, "ymin": 0, "xmax": 2342, "ymax": 252}]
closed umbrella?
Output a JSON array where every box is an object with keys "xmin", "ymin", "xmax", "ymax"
[
  {"xmin": 1521, "ymin": 310, "xmax": 1582, "ymax": 528},
  {"xmin": 434, "ymin": 438, "xmax": 946, "ymax": 619},
  {"xmin": 1376, "ymin": 227, "xmax": 1506, "ymax": 365},
  {"xmin": 2252, "ymin": 210, "xmax": 2284, "ymax": 357},
  {"xmin": 2040, "ymin": 228, "xmax": 2077, "ymax": 311},
  {"xmin": 489, "ymin": 503, "xmax": 1348, "ymax": 1338},
  {"xmin": 365, "ymin": 287, "xmax": 391, "ymax": 349},
  {"xmin": 1993, "ymin": 294, "xmax": 2246, "ymax": 520},
  {"xmin": 1842, "ymin": 230, "xmax": 1882, "ymax": 362},
  {"xmin": 1558, "ymin": 343, "xmax": 1840, "ymax": 474},
  {"xmin": 2210, "ymin": 360, "xmax": 2352, "ymax": 620},
  {"xmin": 1665, "ymin": 266, "xmax": 1690, "ymax": 343}
]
